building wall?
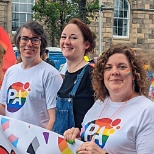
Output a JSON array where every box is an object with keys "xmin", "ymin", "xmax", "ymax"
[
  {"xmin": 0, "ymin": 0, "xmax": 12, "ymax": 39},
  {"xmin": 89, "ymin": 0, "xmax": 154, "ymax": 59},
  {"xmin": 1, "ymin": 0, "xmax": 154, "ymax": 59}
]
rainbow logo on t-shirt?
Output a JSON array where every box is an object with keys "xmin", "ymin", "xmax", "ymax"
[
  {"xmin": 6, "ymin": 82, "xmax": 31, "ymax": 112},
  {"xmin": 81, "ymin": 118, "xmax": 121, "ymax": 148}
]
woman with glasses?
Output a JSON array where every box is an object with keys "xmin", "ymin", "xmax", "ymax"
[{"xmin": 0, "ymin": 21, "xmax": 63, "ymax": 130}]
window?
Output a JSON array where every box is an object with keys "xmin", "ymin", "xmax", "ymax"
[
  {"xmin": 12, "ymin": 0, "xmax": 34, "ymax": 31},
  {"xmin": 113, "ymin": 0, "xmax": 130, "ymax": 38}
]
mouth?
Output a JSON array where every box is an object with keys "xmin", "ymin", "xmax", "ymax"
[
  {"xmin": 110, "ymin": 79, "xmax": 123, "ymax": 82},
  {"xmin": 24, "ymin": 49, "xmax": 35, "ymax": 52},
  {"xmin": 63, "ymin": 47, "xmax": 73, "ymax": 50}
]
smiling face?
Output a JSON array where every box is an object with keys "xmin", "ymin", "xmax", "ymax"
[
  {"xmin": 19, "ymin": 28, "xmax": 41, "ymax": 60},
  {"xmin": 60, "ymin": 23, "xmax": 89, "ymax": 61},
  {"xmin": 104, "ymin": 53, "xmax": 134, "ymax": 101}
]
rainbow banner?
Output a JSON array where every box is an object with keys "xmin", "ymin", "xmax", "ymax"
[{"xmin": 0, "ymin": 115, "xmax": 82, "ymax": 154}]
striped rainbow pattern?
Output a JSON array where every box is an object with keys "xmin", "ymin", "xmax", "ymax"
[
  {"xmin": 151, "ymin": 77, "xmax": 154, "ymax": 101},
  {"xmin": 125, "ymin": 70, "xmax": 131, "ymax": 76},
  {"xmin": 58, "ymin": 137, "xmax": 73, "ymax": 154}
]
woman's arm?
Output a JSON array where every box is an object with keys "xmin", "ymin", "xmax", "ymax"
[
  {"xmin": 46, "ymin": 108, "xmax": 55, "ymax": 130},
  {"xmin": 0, "ymin": 104, "xmax": 5, "ymax": 115}
]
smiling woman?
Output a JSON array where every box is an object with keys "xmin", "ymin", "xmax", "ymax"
[
  {"xmin": 52, "ymin": 18, "xmax": 96, "ymax": 135},
  {"xmin": 103, "ymin": 53, "xmax": 134, "ymax": 102},
  {"xmin": 93, "ymin": 45, "xmax": 147, "ymax": 101},
  {"xmin": 0, "ymin": 21, "xmax": 63, "ymax": 131},
  {"xmin": 63, "ymin": 45, "xmax": 154, "ymax": 154}
]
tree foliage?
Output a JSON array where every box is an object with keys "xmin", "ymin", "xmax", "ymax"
[{"xmin": 32, "ymin": 0, "xmax": 99, "ymax": 46}]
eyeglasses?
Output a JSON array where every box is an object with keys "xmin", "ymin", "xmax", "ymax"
[{"xmin": 20, "ymin": 36, "xmax": 41, "ymax": 45}]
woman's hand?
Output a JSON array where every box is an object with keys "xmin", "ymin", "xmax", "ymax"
[
  {"xmin": 76, "ymin": 140, "xmax": 107, "ymax": 154},
  {"xmin": 63, "ymin": 127, "xmax": 80, "ymax": 143}
]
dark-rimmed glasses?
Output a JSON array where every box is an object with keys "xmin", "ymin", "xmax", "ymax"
[{"xmin": 20, "ymin": 36, "xmax": 41, "ymax": 45}]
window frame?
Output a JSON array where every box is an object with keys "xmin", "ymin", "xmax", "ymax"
[
  {"xmin": 113, "ymin": 0, "xmax": 130, "ymax": 39},
  {"xmin": 12, "ymin": 0, "xmax": 34, "ymax": 33}
]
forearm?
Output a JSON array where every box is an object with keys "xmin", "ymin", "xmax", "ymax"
[
  {"xmin": 46, "ymin": 108, "xmax": 55, "ymax": 130},
  {"xmin": 0, "ymin": 104, "xmax": 5, "ymax": 115},
  {"xmin": 46, "ymin": 118, "xmax": 55, "ymax": 130}
]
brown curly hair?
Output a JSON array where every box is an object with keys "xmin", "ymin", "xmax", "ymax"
[
  {"xmin": 92, "ymin": 45, "xmax": 148, "ymax": 102},
  {"xmin": 149, "ymin": 56, "xmax": 154, "ymax": 72}
]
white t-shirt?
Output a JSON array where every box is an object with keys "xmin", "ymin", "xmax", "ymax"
[
  {"xmin": 81, "ymin": 96, "xmax": 154, "ymax": 154},
  {"xmin": 0, "ymin": 61, "xmax": 63, "ymax": 128},
  {"xmin": 59, "ymin": 62, "xmax": 67, "ymax": 75}
]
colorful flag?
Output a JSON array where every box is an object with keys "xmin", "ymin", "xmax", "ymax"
[{"xmin": 0, "ymin": 115, "xmax": 82, "ymax": 154}]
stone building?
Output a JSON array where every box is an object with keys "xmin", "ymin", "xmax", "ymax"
[
  {"xmin": 0, "ymin": 0, "xmax": 12, "ymax": 38},
  {"xmin": 1, "ymin": 0, "xmax": 154, "ymax": 60},
  {"xmin": 89, "ymin": 0, "xmax": 154, "ymax": 60}
]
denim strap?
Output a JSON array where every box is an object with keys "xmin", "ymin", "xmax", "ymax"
[{"xmin": 69, "ymin": 63, "xmax": 89, "ymax": 98}]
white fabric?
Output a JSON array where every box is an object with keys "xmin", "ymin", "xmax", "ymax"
[
  {"xmin": 59, "ymin": 62, "xmax": 67, "ymax": 75},
  {"xmin": 81, "ymin": 96, "xmax": 154, "ymax": 154},
  {"xmin": 0, "ymin": 61, "xmax": 63, "ymax": 128}
]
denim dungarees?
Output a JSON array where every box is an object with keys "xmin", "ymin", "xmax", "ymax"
[{"xmin": 52, "ymin": 63, "xmax": 89, "ymax": 135}]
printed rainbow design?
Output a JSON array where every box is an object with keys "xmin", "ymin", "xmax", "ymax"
[
  {"xmin": 151, "ymin": 77, "xmax": 154, "ymax": 101},
  {"xmin": 81, "ymin": 118, "xmax": 121, "ymax": 148},
  {"xmin": 58, "ymin": 137, "xmax": 73, "ymax": 154},
  {"xmin": 125, "ymin": 70, "xmax": 131, "ymax": 76},
  {"xmin": 6, "ymin": 82, "xmax": 31, "ymax": 112}
]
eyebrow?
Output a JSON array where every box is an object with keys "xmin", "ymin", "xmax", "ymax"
[
  {"xmin": 106, "ymin": 63, "xmax": 127, "ymax": 65},
  {"xmin": 21, "ymin": 36, "xmax": 40, "ymax": 39},
  {"xmin": 61, "ymin": 33, "xmax": 77, "ymax": 36}
]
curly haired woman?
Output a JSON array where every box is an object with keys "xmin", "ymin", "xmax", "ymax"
[{"xmin": 64, "ymin": 45, "xmax": 154, "ymax": 154}]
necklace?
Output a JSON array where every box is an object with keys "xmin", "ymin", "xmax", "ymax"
[
  {"xmin": 98, "ymin": 92, "xmax": 135, "ymax": 119},
  {"xmin": 90, "ymin": 92, "xmax": 135, "ymax": 141}
]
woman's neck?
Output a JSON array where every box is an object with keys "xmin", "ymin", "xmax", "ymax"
[
  {"xmin": 21, "ymin": 58, "xmax": 42, "ymax": 69},
  {"xmin": 67, "ymin": 58, "xmax": 87, "ymax": 73},
  {"xmin": 110, "ymin": 91, "xmax": 138, "ymax": 102}
]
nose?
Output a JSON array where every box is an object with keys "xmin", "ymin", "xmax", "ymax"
[
  {"xmin": 64, "ymin": 37, "xmax": 71, "ymax": 44},
  {"xmin": 111, "ymin": 67, "xmax": 120, "ymax": 76},
  {"xmin": 26, "ymin": 39, "xmax": 32, "ymax": 46}
]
